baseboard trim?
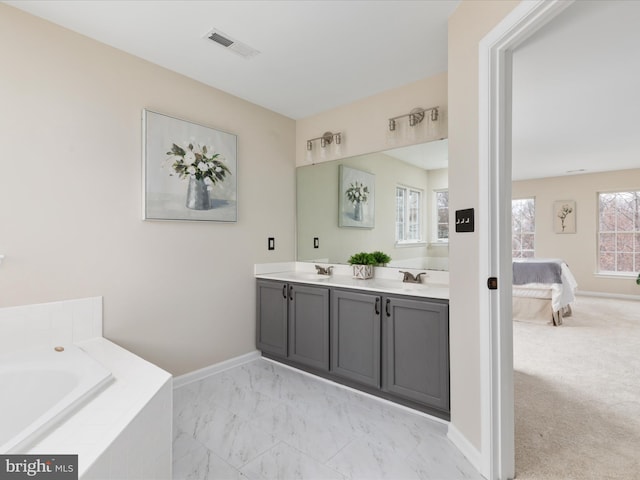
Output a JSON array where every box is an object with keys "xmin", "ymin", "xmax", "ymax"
[
  {"xmin": 447, "ymin": 423, "xmax": 484, "ymax": 478},
  {"xmin": 577, "ymin": 290, "xmax": 640, "ymax": 301},
  {"xmin": 173, "ymin": 350, "xmax": 261, "ymax": 389}
]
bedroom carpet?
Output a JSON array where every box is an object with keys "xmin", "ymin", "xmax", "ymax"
[{"xmin": 514, "ymin": 295, "xmax": 640, "ymax": 479}]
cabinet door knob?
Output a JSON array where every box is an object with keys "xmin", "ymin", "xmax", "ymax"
[
  {"xmin": 375, "ymin": 297, "xmax": 380, "ymax": 315},
  {"xmin": 385, "ymin": 298, "xmax": 391, "ymax": 317},
  {"xmin": 282, "ymin": 284, "xmax": 287, "ymax": 299},
  {"xmin": 289, "ymin": 285, "xmax": 294, "ymax": 301}
]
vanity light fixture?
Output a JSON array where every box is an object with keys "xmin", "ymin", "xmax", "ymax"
[
  {"xmin": 388, "ymin": 106, "xmax": 439, "ymax": 131},
  {"xmin": 306, "ymin": 131, "xmax": 342, "ymax": 151}
]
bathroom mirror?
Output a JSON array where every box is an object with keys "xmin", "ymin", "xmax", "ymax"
[{"xmin": 296, "ymin": 138, "xmax": 449, "ymax": 270}]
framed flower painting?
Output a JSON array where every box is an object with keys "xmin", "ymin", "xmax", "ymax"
[
  {"xmin": 143, "ymin": 109, "xmax": 237, "ymax": 222},
  {"xmin": 339, "ymin": 165, "xmax": 375, "ymax": 228}
]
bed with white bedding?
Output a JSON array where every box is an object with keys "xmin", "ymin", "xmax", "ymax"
[{"xmin": 512, "ymin": 258, "xmax": 578, "ymax": 326}]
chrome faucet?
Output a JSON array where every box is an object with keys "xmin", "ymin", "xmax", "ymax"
[
  {"xmin": 315, "ymin": 265, "xmax": 333, "ymax": 276},
  {"xmin": 399, "ymin": 271, "xmax": 427, "ymax": 283}
]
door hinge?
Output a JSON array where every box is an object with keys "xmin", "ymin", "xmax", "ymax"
[{"xmin": 487, "ymin": 277, "xmax": 498, "ymax": 290}]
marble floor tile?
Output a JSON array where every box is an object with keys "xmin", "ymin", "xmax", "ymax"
[
  {"xmin": 173, "ymin": 432, "xmax": 245, "ymax": 480},
  {"xmin": 173, "ymin": 358, "xmax": 482, "ymax": 480},
  {"xmin": 241, "ymin": 442, "xmax": 346, "ymax": 480},
  {"xmin": 311, "ymin": 401, "xmax": 379, "ymax": 438},
  {"xmin": 210, "ymin": 384, "xmax": 282, "ymax": 422},
  {"xmin": 191, "ymin": 403, "xmax": 279, "ymax": 469},
  {"xmin": 250, "ymin": 402, "xmax": 354, "ymax": 463},
  {"xmin": 326, "ymin": 437, "xmax": 421, "ymax": 480},
  {"xmin": 405, "ymin": 438, "xmax": 485, "ymax": 480}
]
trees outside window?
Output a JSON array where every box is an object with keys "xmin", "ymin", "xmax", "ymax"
[
  {"xmin": 436, "ymin": 190, "xmax": 449, "ymax": 241},
  {"xmin": 512, "ymin": 198, "xmax": 535, "ymax": 258},
  {"xmin": 396, "ymin": 186, "xmax": 422, "ymax": 243},
  {"xmin": 598, "ymin": 191, "xmax": 640, "ymax": 273}
]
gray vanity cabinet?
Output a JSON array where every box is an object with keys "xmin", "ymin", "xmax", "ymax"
[
  {"xmin": 382, "ymin": 295, "xmax": 450, "ymax": 411},
  {"xmin": 257, "ymin": 278, "xmax": 450, "ymax": 418},
  {"xmin": 287, "ymin": 283, "xmax": 330, "ymax": 371},
  {"xmin": 256, "ymin": 280, "xmax": 288, "ymax": 357},
  {"xmin": 330, "ymin": 289, "xmax": 381, "ymax": 388},
  {"xmin": 257, "ymin": 280, "xmax": 330, "ymax": 370}
]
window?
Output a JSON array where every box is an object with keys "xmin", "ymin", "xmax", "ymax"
[
  {"xmin": 435, "ymin": 190, "xmax": 449, "ymax": 241},
  {"xmin": 512, "ymin": 198, "xmax": 535, "ymax": 258},
  {"xmin": 598, "ymin": 191, "xmax": 640, "ymax": 273},
  {"xmin": 396, "ymin": 186, "xmax": 423, "ymax": 243}
]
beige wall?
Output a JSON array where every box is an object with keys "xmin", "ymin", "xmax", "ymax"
[
  {"xmin": 0, "ymin": 4, "xmax": 296, "ymax": 375},
  {"xmin": 448, "ymin": 0, "xmax": 521, "ymax": 450},
  {"xmin": 513, "ymin": 169, "xmax": 640, "ymax": 295},
  {"xmin": 295, "ymin": 73, "xmax": 448, "ymax": 166}
]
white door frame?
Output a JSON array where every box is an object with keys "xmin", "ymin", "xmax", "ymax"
[{"xmin": 478, "ymin": 1, "xmax": 574, "ymax": 479}]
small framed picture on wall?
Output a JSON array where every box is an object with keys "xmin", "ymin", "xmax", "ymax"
[
  {"xmin": 338, "ymin": 165, "xmax": 375, "ymax": 228},
  {"xmin": 553, "ymin": 200, "xmax": 576, "ymax": 234}
]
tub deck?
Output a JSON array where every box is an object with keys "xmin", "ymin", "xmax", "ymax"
[{"xmin": 23, "ymin": 338, "xmax": 172, "ymax": 478}]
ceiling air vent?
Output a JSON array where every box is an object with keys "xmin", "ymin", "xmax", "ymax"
[
  {"xmin": 204, "ymin": 28, "xmax": 260, "ymax": 59},
  {"xmin": 208, "ymin": 32, "xmax": 234, "ymax": 48}
]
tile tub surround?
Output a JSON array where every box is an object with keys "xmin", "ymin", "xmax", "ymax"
[
  {"xmin": 0, "ymin": 298, "xmax": 173, "ymax": 478},
  {"xmin": 173, "ymin": 358, "xmax": 481, "ymax": 479},
  {"xmin": 255, "ymin": 262, "xmax": 450, "ymax": 300},
  {"xmin": 0, "ymin": 296, "xmax": 102, "ymax": 355}
]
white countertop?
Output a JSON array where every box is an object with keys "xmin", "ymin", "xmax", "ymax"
[{"xmin": 255, "ymin": 263, "xmax": 449, "ymax": 300}]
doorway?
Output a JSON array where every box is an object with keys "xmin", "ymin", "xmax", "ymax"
[{"xmin": 478, "ymin": 1, "xmax": 575, "ymax": 479}]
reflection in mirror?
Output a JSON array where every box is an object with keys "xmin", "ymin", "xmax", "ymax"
[{"xmin": 296, "ymin": 139, "xmax": 448, "ymax": 270}]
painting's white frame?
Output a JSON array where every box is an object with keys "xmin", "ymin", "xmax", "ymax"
[
  {"xmin": 338, "ymin": 165, "xmax": 375, "ymax": 228},
  {"xmin": 142, "ymin": 109, "xmax": 238, "ymax": 222}
]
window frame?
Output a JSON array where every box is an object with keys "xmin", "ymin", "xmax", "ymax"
[
  {"xmin": 511, "ymin": 197, "xmax": 536, "ymax": 259},
  {"xmin": 395, "ymin": 184, "xmax": 425, "ymax": 246},
  {"xmin": 597, "ymin": 190, "xmax": 640, "ymax": 275},
  {"xmin": 433, "ymin": 189, "xmax": 449, "ymax": 244}
]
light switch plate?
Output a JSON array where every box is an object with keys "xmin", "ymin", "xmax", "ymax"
[
  {"xmin": 455, "ymin": 208, "xmax": 474, "ymax": 233},
  {"xmin": 268, "ymin": 237, "xmax": 275, "ymax": 250}
]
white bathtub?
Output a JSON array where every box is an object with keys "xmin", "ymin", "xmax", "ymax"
[{"xmin": 0, "ymin": 345, "xmax": 113, "ymax": 453}]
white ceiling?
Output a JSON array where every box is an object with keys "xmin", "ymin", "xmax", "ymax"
[
  {"xmin": 385, "ymin": 139, "xmax": 448, "ymax": 171},
  {"xmin": 5, "ymin": 0, "xmax": 457, "ymax": 120},
  {"xmin": 6, "ymin": 0, "xmax": 639, "ymax": 180},
  {"xmin": 512, "ymin": 0, "xmax": 640, "ymax": 180}
]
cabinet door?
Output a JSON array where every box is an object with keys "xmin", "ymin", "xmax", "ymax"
[
  {"xmin": 288, "ymin": 283, "xmax": 330, "ymax": 371},
  {"xmin": 256, "ymin": 280, "xmax": 288, "ymax": 357},
  {"xmin": 383, "ymin": 296, "xmax": 449, "ymax": 411},
  {"xmin": 331, "ymin": 290, "xmax": 381, "ymax": 388}
]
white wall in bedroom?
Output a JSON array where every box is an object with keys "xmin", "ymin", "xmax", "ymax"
[{"xmin": 513, "ymin": 168, "xmax": 640, "ymax": 296}]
